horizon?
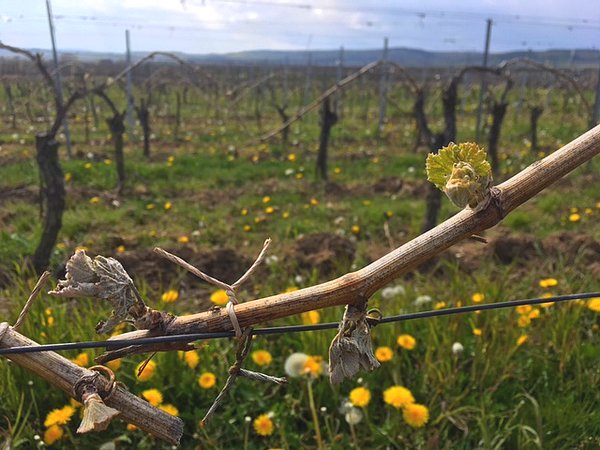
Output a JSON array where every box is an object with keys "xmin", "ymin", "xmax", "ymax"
[{"xmin": 9, "ymin": 45, "xmax": 600, "ymax": 57}]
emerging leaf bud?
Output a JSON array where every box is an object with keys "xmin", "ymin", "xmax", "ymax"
[{"xmin": 426, "ymin": 142, "xmax": 492, "ymax": 211}]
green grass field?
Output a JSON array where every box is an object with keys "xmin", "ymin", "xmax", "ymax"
[{"xmin": 0, "ymin": 78, "xmax": 599, "ymax": 449}]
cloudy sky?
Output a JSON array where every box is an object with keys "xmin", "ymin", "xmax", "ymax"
[{"xmin": 0, "ymin": 0, "xmax": 599, "ymax": 55}]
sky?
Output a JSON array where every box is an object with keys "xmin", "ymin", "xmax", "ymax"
[{"xmin": 0, "ymin": 0, "xmax": 599, "ymax": 55}]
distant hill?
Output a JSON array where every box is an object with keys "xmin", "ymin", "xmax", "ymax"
[{"xmin": 1, "ymin": 46, "xmax": 599, "ymax": 68}]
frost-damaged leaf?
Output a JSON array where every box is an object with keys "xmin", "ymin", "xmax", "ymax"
[
  {"xmin": 329, "ymin": 304, "xmax": 380, "ymax": 384},
  {"xmin": 49, "ymin": 250, "xmax": 138, "ymax": 334}
]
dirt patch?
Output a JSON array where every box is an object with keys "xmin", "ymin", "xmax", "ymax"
[
  {"xmin": 541, "ymin": 231, "xmax": 600, "ymax": 265},
  {"xmin": 324, "ymin": 182, "xmax": 350, "ymax": 197},
  {"xmin": 372, "ymin": 176, "xmax": 404, "ymax": 195},
  {"xmin": 115, "ymin": 246, "xmax": 251, "ymax": 290},
  {"xmin": 289, "ymin": 232, "xmax": 356, "ymax": 277},
  {"xmin": 184, "ymin": 187, "xmax": 245, "ymax": 209},
  {"xmin": 0, "ymin": 184, "xmax": 38, "ymax": 204},
  {"xmin": 446, "ymin": 228, "xmax": 600, "ymax": 274},
  {"xmin": 400, "ymin": 179, "xmax": 430, "ymax": 198},
  {"xmin": 370, "ymin": 177, "xmax": 429, "ymax": 198},
  {"xmin": 491, "ymin": 232, "xmax": 539, "ymax": 264}
]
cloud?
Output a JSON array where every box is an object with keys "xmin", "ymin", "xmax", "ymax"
[{"xmin": 0, "ymin": 0, "xmax": 597, "ymax": 53}]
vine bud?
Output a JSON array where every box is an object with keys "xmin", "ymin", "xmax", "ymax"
[{"xmin": 426, "ymin": 142, "xmax": 492, "ymax": 211}]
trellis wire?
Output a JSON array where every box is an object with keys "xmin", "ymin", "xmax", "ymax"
[{"xmin": 0, "ymin": 292, "xmax": 597, "ymax": 356}]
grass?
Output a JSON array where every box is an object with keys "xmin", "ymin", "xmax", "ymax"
[{"xmin": 0, "ymin": 79, "xmax": 599, "ymax": 449}]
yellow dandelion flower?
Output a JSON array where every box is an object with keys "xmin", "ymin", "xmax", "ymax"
[
  {"xmin": 541, "ymin": 301, "xmax": 555, "ymax": 308},
  {"xmin": 116, "ymin": 245, "xmax": 126, "ymax": 253},
  {"xmin": 135, "ymin": 360, "xmax": 157, "ymax": 382},
  {"xmin": 251, "ymin": 350, "xmax": 273, "ymax": 366},
  {"xmin": 127, "ymin": 424, "xmax": 138, "ymax": 431},
  {"xmin": 43, "ymin": 424, "xmax": 64, "ymax": 445},
  {"xmin": 71, "ymin": 352, "xmax": 89, "ymax": 367},
  {"xmin": 285, "ymin": 286, "xmax": 299, "ymax": 293},
  {"xmin": 397, "ymin": 334, "xmax": 416, "ymax": 350},
  {"xmin": 472, "ymin": 328, "xmax": 482, "ymax": 336},
  {"xmin": 383, "ymin": 386, "xmax": 415, "ymax": 409},
  {"xmin": 349, "ymin": 387, "xmax": 371, "ymax": 407},
  {"xmin": 385, "ymin": 210, "xmax": 393, "ymax": 219},
  {"xmin": 44, "ymin": 405, "xmax": 75, "ymax": 427},
  {"xmin": 282, "ymin": 211, "xmax": 290, "ymax": 219},
  {"xmin": 84, "ymin": 162, "xmax": 92, "ymax": 169},
  {"xmin": 434, "ymin": 301, "xmax": 446, "ymax": 310},
  {"xmin": 105, "ymin": 358, "xmax": 122, "ymax": 372},
  {"xmin": 375, "ymin": 346, "xmax": 394, "ymax": 362},
  {"xmin": 516, "ymin": 335, "xmax": 528, "ymax": 346},
  {"xmin": 89, "ymin": 196, "xmax": 100, "ymax": 204},
  {"xmin": 516, "ymin": 305, "xmax": 532, "ymax": 315},
  {"xmin": 265, "ymin": 206, "xmax": 274, "ymax": 214},
  {"xmin": 161, "ymin": 289, "xmax": 179, "ymax": 303},
  {"xmin": 164, "ymin": 201, "xmax": 172, "ymax": 210},
  {"xmin": 310, "ymin": 198, "xmax": 319, "ymax": 206},
  {"xmin": 262, "ymin": 196, "xmax": 271, "ymax": 204},
  {"xmin": 159, "ymin": 404, "xmax": 179, "ymax": 417},
  {"xmin": 253, "ymin": 414, "xmax": 274, "ymax": 436},
  {"xmin": 528, "ymin": 308, "xmax": 540, "ymax": 319},
  {"xmin": 64, "ymin": 172, "xmax": 72, "ymax": 182},
  {"xmin": 210, "ymin": 289, "xmax": 229, "ymax": 306},
  {"xmin": 142, "ymin": 389, "xmax": 163, "ymax": 407},
  {"xmin": 351, "ymin": 225, "xmax": 361, "ymax": 235},
  {"xmin": 287, "ymin": 153, "xmax": 297, "ymax": 162},
  {"xmin": 569, "ymin": 213, "xmax": 581, "ymax": 222},
  {"xmin": 47, "ymin": 316, "xmax": 55, "ymax": 327},
  {"xmin": 104, "ymin": 159, "xmax": 112, "ymax": 165},
  {"xmin": 198, "ymin": 372, "xmax": 216, "ymax": 389},
  {"xmin": 303, "ymin": 356, "xmax": 323, "ymax": 377},
  {"xmin": 539, "ymin": 278, "xmax": 558, "ymax": 288},
  {"xmin": 403, "ymin": 403, "xmax": 429, "ymax": 428},
  {"xmin": 184, "ymin": 351, "xmax": 200, "ymax": 369},
  {"xmin": 587, "ymin": 298, "xmax": 600, "ymax": 312},
  {"xmin": 471, "ymin": 292, "xmax": 485, "ymax": 303},
  {"xmin": 301, "ymin": 310, "xmax": 320, "ymax": 325},
  {"xmin": 243, "ymin": 225, "xmax": 252, "ymax": 232},
  {"xmin": 517, "ymin": 315, "xmax": 531, "ymax": 328},
  {"xmin": 146, "ymin": 203, "xmax": 156, "ymax": 210},
  {"xmin": 334, "ymin": 167, "xmax": 342, "ymax": 174},
  {"xmin": 241, "ymin": 208, "xmax": 249, "ymax": 216},
  {"xmin": 177, "ymin": 235, "xmax": 189, "ymax": 244},
  {"xmin": 295, "ymin": 172, "xmax": 304, "ymax": 179}
]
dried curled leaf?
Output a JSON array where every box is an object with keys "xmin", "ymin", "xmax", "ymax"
[
  {"xmin": 329, "ymin": 304, "xmax": 380, "ymax": 384},
  {"xmin": 49, "ymin": 250, "xmax": 138, "ymax": 334},
  {"xmin": 77, "ymin": 393, "xmax": 120, "ymax": 434},
  {"xmin": 426, "ymin": 142, "xmax": 492, "ymax": 210}
]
